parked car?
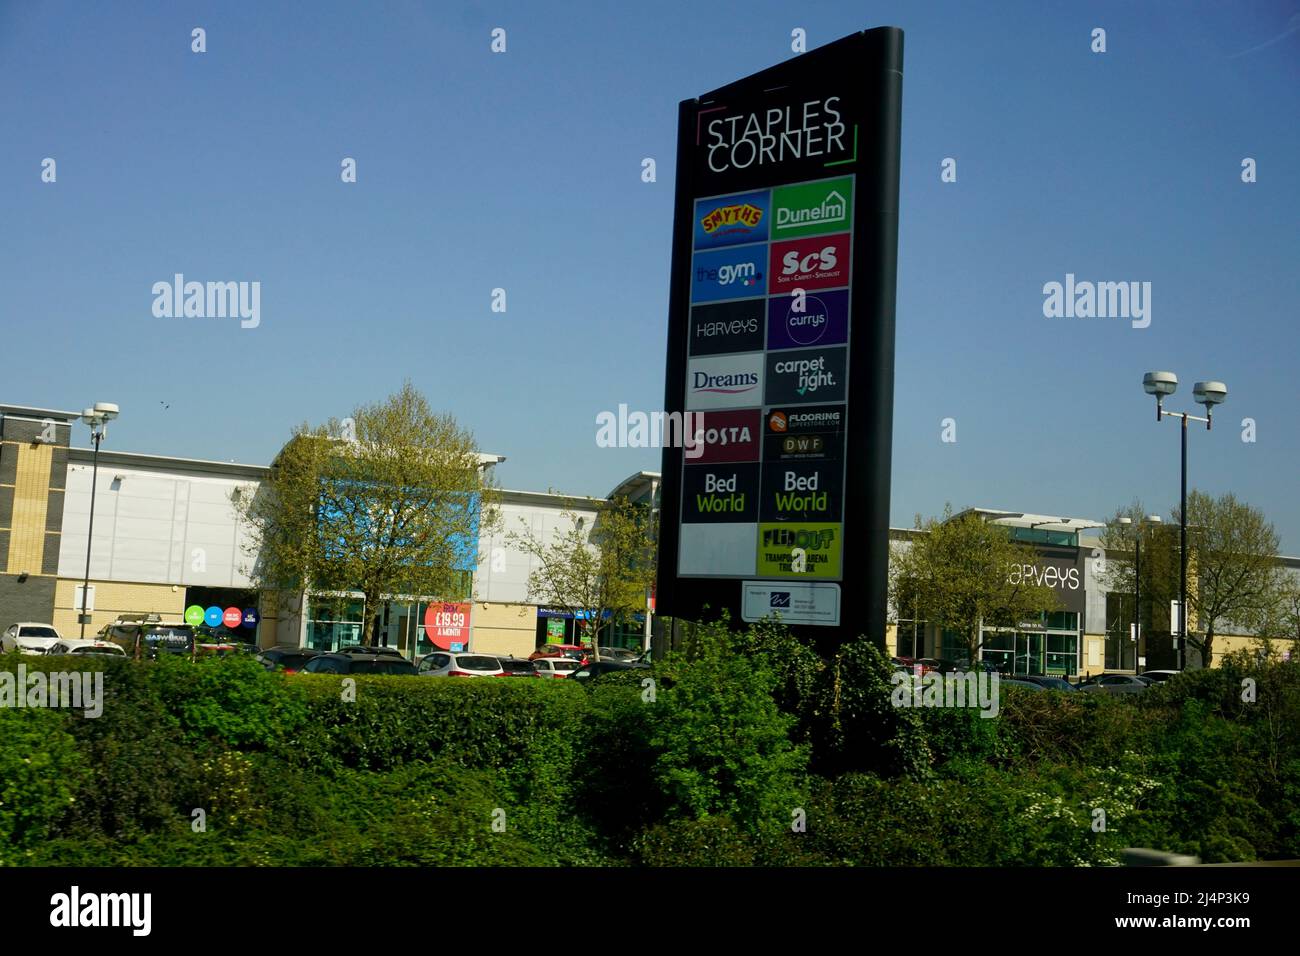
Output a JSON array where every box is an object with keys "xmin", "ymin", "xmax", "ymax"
[
  {"xmin": 337, "ymin": 644, "xmax": 406, "ymax": 658},
  {"xmin": 999, "ymin": 678, "xmax": 1047, "ymax": 692},
  {"xmin": 44, "ymin": 639, "xmax": 126, "ymax": 657},
  {"xmin": 595, "ymin": 646, "xmax": 640, "ymax": 662},
  {"xmin": 2, "ymin": 622, "xmax": 64, "ymax": 655},
  {"xmin": 302, "ymin": 653, "xmax": 418, "ymax": 675},
  {"xmin": 1078, "ymin": 674, "xmax": 1147, "ymax": 695},
  {"xmin": 570, "ymin": 660, "xmax": 651, "ymax": 681},
  {"xmin": 892, "ymin": 656, "xmax": 942, "ymax": 675},
  {"xmin": 256, "ymin": 647, "xmax": 322, "ymax": 673},
  {"xmin": 529, "ymin": 644, "xmax": 590, "ymax": 665},
  {"xmin": 497, "ymin": 656, "xmax": 540, "ymax": 677},
  {"xmin": 99, "ymin": 619, "xmax": 196, "ymax": 658},
  {"xmin": 936, "ymin": 658, "xmax": 1000, "ymax": 675},
  {"xmin": 1139, "ymin": 669, "xmax": 1180, "ymax": 683},
  {"xmin": 417, "ymin": 652, "xmax": 505, "ymax": 677},
  {"xmin": 1013, "ymin": 674, "xmax": 1076, "ymax": 692},
  {"xmin": 532, "ymin": 657, "xmax": 582, "ymax": 679}
]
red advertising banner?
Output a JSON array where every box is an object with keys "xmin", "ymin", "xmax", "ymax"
[{"xmin": 423, "ymin": 601, "xmax": 472, "ymax": 650}]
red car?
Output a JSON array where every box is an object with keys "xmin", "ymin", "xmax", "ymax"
[
  {"xmin": 891, "ymin": 656, "xmax": 941, "ymax": 675},
  {"xmin": 529, "ymin": 644, "xmax": 591, "ymax": 665}
]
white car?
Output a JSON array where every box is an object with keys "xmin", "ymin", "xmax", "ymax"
[
  {"xmin": 416, "ymin": 652, "xmax": 504, "ymax": 677},
  {"xmin": 2, "ymin": 622, "xmax": 64, "ymax": 655},
  {"xmin": 532, "ymin": 657, "xmax": 581, "ymax": 679},
  {"xmin": 44, "ymin": 639, "xmax": 127, "ymax": 657}
]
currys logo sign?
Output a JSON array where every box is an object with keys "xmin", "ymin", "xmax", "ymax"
[
  {"xmin": 693, "ymin": 189, "xmax": 771, "ymax": 250},
  {"xmin": 767, "ymin": 289, "xmax": 848, "ymax": 350},
  {"xmin": 691, "ymin": 246, "xmax": 767, "ymax": 303},
  {"xmin": 769, "ymin": 233, "xmax": 850, "ymax": 293},
  {"xmin": 686, "ymin": 353, "xmax": 764, "ymax": 410}
]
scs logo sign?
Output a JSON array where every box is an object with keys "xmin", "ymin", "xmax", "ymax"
[{"xmin": 768, "ymin": 233, "xmax": 850, "ymax": 292}]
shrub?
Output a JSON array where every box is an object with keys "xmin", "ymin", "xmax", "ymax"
[{"xmin": 0, "ymin": 707, "xmax": 87, "ymax": 863}]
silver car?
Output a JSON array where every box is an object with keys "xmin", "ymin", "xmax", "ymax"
[
  {"xmin": 1079, "ymin": 674, "xmax": 1147, "ymax": 695},
  {"xmin": 417, "ymin": 652, "xmax": 504, "ymax": 677}
]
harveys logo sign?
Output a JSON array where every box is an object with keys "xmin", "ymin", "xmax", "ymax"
[{"xmin": 701, "ymin": 203, "xmax": 763, "ymax": 234}]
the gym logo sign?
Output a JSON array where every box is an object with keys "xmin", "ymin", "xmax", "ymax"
[
  {"xmin": 767, "ymin": 289, "xmax": 848, "ymax": 350},
  {"xmin": 771, "ymin": 176, "xmax": 854, "ymax": 239},
  {"xmin": 693, "ymin": 189, "xmax": 771, "ymax": 250},
  {"xmin": 686, "ymin": 353, "xmax": 764, "ymax": 411},
  {"xmin": 757, "ymin": 522, "xmax": 842, "ymax": 578},
  {"xmin": 691, "ymin": 246, "xmax": 767, "ymax": 303},
  {"xmin": 765, "ymin": 347, "xmax": 846, "ymax": 405},
  {"xmin": 769, "ymin": 233, "xmax": 850, "ymax": 293}
]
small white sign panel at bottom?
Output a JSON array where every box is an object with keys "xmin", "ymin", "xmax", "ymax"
[{"xmin": 741, "ymin": 581, "xmax": 840, "ymax": 626}]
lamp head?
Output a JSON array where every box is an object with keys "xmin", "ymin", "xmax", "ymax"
[
  {"xmin": 1143, "ymin": 371, "xmax": 1178, "ymax": 397},
  {"xmin": 1192, "ymin": 381, "xmax": 1226, "ymax": 408},
  {"xmin": 93, "ymin": 402, "xmax": 120, "ymax": 421}
]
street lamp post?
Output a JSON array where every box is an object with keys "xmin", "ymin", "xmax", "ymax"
[
  {"xmin": 1118, "ymin": 514, "xmax": 1162, "ymax": 673},
  {"xmin": 78, "ymin": 402, "xmax": 120, "ymax": 638},
  {"xmin": 1141, "ymin": 373, "xmax": 1225, "ymax": 670}
]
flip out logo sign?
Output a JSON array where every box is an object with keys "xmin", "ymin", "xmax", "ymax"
[
  {"xmin": 769, "ymin": 233, "xmax": 850, "ymax": 293},
  {"xmin": 693, "ymin": 189, "xmax": 771, "ymax": 250},
  {"xmin": 691, "ymin": 246, "xmax": 767, "ymax": 303},
  {"xmin": 757, "ymin": 523, "xmax": 842, "ymax": 578}
]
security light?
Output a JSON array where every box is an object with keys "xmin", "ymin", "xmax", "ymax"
[
  {"xmin": 1143, "ymin": 371, "xmax": 1178, "ymax": 397},
  {"xmin": 1192, "ymin": 381, "xmax": 1227, "ymax": 408}
]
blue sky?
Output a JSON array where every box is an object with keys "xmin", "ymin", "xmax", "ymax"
[{"xmin": 2, "ymin": 1, "xmax": 1297, "ymax": 550}]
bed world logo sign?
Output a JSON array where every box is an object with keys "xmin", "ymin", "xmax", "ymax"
[{"xmin": 657, "ymin": 28, "xmax": 904, "ymax": 652}]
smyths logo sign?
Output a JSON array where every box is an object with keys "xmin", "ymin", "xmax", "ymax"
[{"xmin": 768, "ymin": 233, "xmax": 850, "ymax": 292}]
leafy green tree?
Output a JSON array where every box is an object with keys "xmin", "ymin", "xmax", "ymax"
[
  {"xmin": 889, "ymin": 505, "xmax": 1060, "ymax": 664},
  {"xmin": 509, "ymin": 495, "xmax": 656, "ymax": 660},
  {"xmin": 646, "ymin": 624, "xmax": 808, "ymax": 836},
  {"xmin": 1176, "ymin": 491, "xmax": 1287, "ymax": 666},
  {"xmin": 235, "ymin": 382, "xmax": 499, "ymax": 644}
]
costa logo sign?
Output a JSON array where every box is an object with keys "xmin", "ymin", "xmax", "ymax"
[
  {"xmin": 689, "ymin": 409, "xmax": 761, "ymax": 464},
  {"xmin": 768, "ymin": 233, "xmax": 850, "ymax": 292}
]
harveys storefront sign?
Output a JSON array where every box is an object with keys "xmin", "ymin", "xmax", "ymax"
[
  {"xmin": 1006, "ymin": 546, "xmax": 1086, "ymax": 616},
  {"xmin": 423, "ymin": 602, "xmax": 472, "ymax": 651}
]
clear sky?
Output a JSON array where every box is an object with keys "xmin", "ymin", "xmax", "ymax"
[{"xmin": 2, "ymin": 1, "xmax": 1297, "ymax": 550}]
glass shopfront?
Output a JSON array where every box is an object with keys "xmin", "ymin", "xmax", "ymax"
[{"xmin": 959, "ymin": 611, "xmax": 1081, "ymax": 676}]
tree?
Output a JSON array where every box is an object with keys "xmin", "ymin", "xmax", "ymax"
[
  {"xmin": 1176, "ymin": 491, "xmax": 1287, "ymax": 667},
  {"xmin": 888, "ymin": 505, "xmax": 1060, "ymax": 664},
  {"xmin": 509, "ymin": 495, "xmax": 656, "ymax": 661},
  {"xmin": 235, "ymin": 382, "xmax": 499, "ymax": 645},
  {"xmin": 1097, "ymin": 500, "xmax": 1180, "ymax": 638}
]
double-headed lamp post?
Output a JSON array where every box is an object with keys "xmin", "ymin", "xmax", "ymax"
[
  {"xmin": 79, "ymin": 402, "xmax": 120, "ymax": 638},
  {"xmin": 1141, "ymin": 372, "xmax": 1226, "ymax": 670},
  {"xmin": 1117, "ymin": 514, "xmax": 1162, "ymax": 673}
]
